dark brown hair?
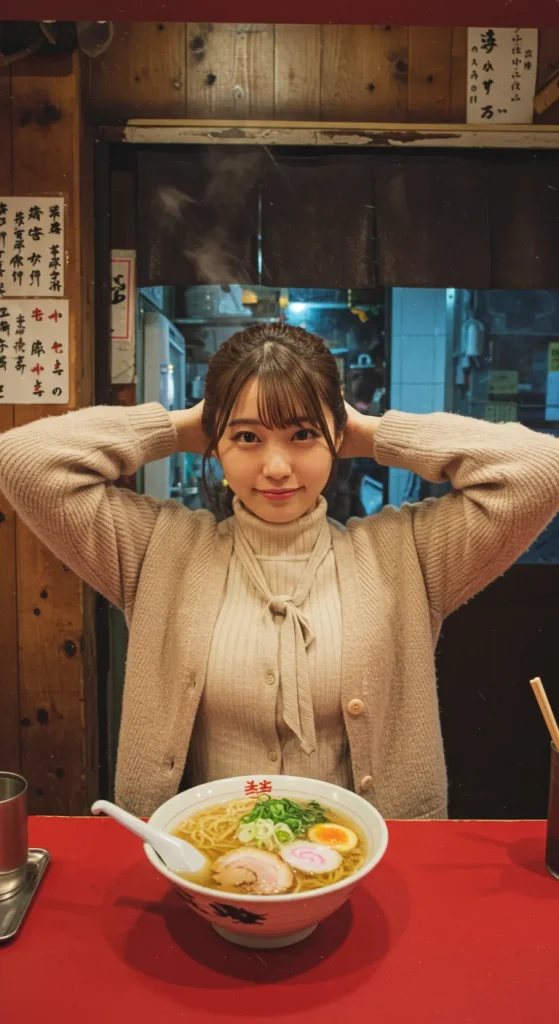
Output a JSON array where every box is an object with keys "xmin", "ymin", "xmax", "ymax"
[{"xmin": 201, "ymin": 323, "xmax": 347, "ymax": 515}]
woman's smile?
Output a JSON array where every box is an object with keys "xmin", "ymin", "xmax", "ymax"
[{"xmin": 255, "ymin": 487, "xmax": 304, "ymax": 502}]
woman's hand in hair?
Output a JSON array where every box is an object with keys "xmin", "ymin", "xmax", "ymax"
[
  {"xmin": 338, "ymin": 401, "xmax": 379, "ymax": 459},
  {"xmin": 169, "ymin": 402, "xmax": 208, "ymax": 456}
]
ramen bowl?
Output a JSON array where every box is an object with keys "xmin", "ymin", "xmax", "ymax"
[{"xmin": 145, "ymin": 774, "xmax": 388, "ymax": 949}]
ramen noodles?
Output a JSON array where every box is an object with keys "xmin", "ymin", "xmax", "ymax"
[{"xmin": 173, "ymin": 794, "xmax": 367, "ymax": 895}]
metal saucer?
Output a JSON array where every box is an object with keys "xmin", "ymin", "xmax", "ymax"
[{"xmin": 0, "ymin": 849, "xmax": 50, "ymax": 942}]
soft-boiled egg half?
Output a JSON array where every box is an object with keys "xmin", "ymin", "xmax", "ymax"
[{"xmin": 307, "ymin": 823, "xmax": 358, "ymax": 853}]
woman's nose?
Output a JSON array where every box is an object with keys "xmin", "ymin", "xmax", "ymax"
[{"xmin": 263, "ymin": 447, "xmax": 291, "ymax": 479}]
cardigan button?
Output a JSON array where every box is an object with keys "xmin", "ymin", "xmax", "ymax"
[
  {"xmin": 347, "ymin": 698, "xmax": 364, "ymax": 716},
  {"xmin": 360, "ymin": 775, "xmax": 374, "ymax": 792},
  {"xmin": 188, "ymin": 671, "xmax": 197, "ymax": 689}
]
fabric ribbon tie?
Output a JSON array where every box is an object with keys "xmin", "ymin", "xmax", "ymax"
[
  {"xmin": 266, "ymin": 596, "xmax": 316, "ymax": 649},
  {"xmin": 233, "ymin": 519, "xmax": 332, "ymax": 756}
]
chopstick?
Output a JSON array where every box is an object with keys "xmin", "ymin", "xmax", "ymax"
[{"xmin": 530, "ymin": 677, "xmax": 559, "ymax": 749}]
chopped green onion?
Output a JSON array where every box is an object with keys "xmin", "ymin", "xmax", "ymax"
[
  {"xmin": 255, "ymin": 819, "xmax": 275, "ymax": 840},
  {"xmin": 241, "ymin": 796, "xmax": 329, "ymax": 837},
  {"xmin": 237, "ymin": 823, "xmax": 256, "ymax": 844},
  {"xmin": 274, "ymin": 822, "xmax": 295, "ymax": 844},
  {"xmin": 267, "ymin": 800, "xmax": 286, "ymax": 819}
]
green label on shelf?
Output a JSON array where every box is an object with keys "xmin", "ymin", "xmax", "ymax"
[
  {"xmin": 488, "ymin": 370, "xmax": 518, "ymax": 395},
  {"xmin": 548, "ymin": 342, "xmax": 559, "ymax": 374}
]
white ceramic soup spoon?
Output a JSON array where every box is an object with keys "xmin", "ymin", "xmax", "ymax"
[{"xmin": 91, "ymin": 799, "xmax": 210, "ymax": 882}]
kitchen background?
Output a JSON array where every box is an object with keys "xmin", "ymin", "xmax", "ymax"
[{"xmin": 136, "ymin": 282, "xmax": 559, "ymax": 564}]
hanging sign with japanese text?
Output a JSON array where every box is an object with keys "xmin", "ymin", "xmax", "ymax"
[
  {"xmin": 0, "ymin": 197, "xmax": 64, "ymax": 297},
  {"xmin": 467, "ymin": 28, "xmax": 538, "ymax": 124},
  {"xmin": 111, "ymin": 249, "xmax": 136, "ymax": 385},
  {"xmin": 0, "ymin": 299, "xmax": 69, "ymax": 404}
]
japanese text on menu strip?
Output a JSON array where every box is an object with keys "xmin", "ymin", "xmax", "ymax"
[
  {"xmin": 0, "ymin": 198, "xmax": 64, "ymax": 297},
  {"xmin": 0, "ymin": 300, "xmax": 69, "ymax": 404}
]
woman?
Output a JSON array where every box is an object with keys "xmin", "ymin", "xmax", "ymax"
[{"xmin": 1, "ymin": 324, "xmax": 558, "ymax": 819}]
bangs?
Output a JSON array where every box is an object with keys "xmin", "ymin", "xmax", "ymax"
[
  {"xmin": 212, "ymin": 341, "xmax": 338, "ymax": 456},
  {"xmin": 256, "ymin": 347, "xmax": 336, "ymax": 453},
  {"xmin": 257, "ymin": 369, "xmax": 321, "ymax": 431}
]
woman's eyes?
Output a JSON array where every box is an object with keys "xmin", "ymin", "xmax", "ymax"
[
  {"xmin": 233, "ymin": 431, "xmax": 259, "ymax": 444},
  {"xmin": 292, "ymin": 429, "xmax": 320, "ymax": 442},
  {"xmin": 231, "ymin": 429, "xmax": 320, "ymax": 445}
]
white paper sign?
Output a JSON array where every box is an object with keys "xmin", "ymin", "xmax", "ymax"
[
  {"xmin": 467, "ymin": 28, "xmax": 538, "ymax": 124},
  {"xmin": 0, "ymin": 299, "xmax": 69, "ymax": 404},
  {"xmin": 0, "ymin": 197, "xmax": 64, "ymax": 297},
  {"xmin": 111, "ymin": 249, "xmax": 136, "ymax": 385}
]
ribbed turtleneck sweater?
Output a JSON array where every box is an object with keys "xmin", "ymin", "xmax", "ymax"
[{"xmin": 188, "ymin": 495, "xmax": 351, "ymax": 789}]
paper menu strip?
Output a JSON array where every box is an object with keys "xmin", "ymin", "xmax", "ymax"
[
  {"xmin": 0, "ymin": 299, "xmax": 69, "ymax": 404},
  {"xmin": 0, "ymin": 197, "xmax": 65, "ymax": 297}
]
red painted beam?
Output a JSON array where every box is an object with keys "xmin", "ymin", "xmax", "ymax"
[{"xmin": 11, "ymin": 1, "xmax": 559, "ymax": 28}]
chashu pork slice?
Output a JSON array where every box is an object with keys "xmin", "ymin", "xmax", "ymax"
[{"xmin": 212, "ymin": 847, "xmax": 294, "ymax": 895}]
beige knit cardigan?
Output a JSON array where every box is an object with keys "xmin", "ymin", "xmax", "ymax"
[{"xmin": 1, "ymin": 403, "xmax": 558, "ymax": 819}]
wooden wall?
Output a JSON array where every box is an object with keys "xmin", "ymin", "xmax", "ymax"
[
  {"xmin": 88, "ymin": 24, "xmax": 559, "ymax": 124},
  {"xmin": 0, "ymin": 67, "xmax": 19, "ymax": 779},
  {"xmin": 0, "ymin": 54, "xmax": 98, "ymax": 815}
]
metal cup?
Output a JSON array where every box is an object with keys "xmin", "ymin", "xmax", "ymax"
[
  {"xmin": 545, "ymin": 744, "xmax": 559, "ymax": 880},
  {"xmin": 0, "ymin": 773, "xmax": 28, "ymax": 900}
]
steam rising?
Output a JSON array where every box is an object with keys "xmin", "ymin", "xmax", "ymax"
[{"xmin": 153, "ymin": 149, "xmax": 263, "ymax": 285}]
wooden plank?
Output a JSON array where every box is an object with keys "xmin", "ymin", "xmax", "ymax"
[
  {"xmin": 0, "ymin": 66, "xmax": 20, "ymax": 775},
  {"xmin": 0, "ymin": 398, "xmax": 19, "ymax": 777},
  {"xmin": 121, "ymin": 118, "xmax": 559, "ymax": 131},
  {"xmin": 79, "ymin": 62, "xmax": 96, "ymax": 413},
  {"xmin": 10, "ymin": 53, "xmax": 96, "ymax": 814},
  {"xmin": 320, "ymin": 26, "xmax": 408, "ymax": 121},
  {"xmin": 186, "ymin": 23, "xmax": 274, "ymax": 119},
  {"xmin": 534, "ymin": 70, "xmax": 559, "ymax": 116},
  {"xmin": 0, "ymin": 68, "xmax": 12, "ymax": 191},
  {"xmin": 535, "ymin": 30, "xmax": 559, "ymax": 123},
  {"xmin": 88, "ymin": 23, "xmax": 186, "ymax": 120},
  {"xmin": 13, "ymin": 466, "xmax": 86, "ymax": 814},
  {"xmin": 537, "ymin": 29, "xmax": 559, "ymax": 90},
  {"xmin": 115, "ymin": 119, "xmax": 559, "ymax": 149},
  {"xmin": 274, "ymin": 25, "xmax": 321, "ymax": 120},
  {"xmin": 450, "ymin": 28, "xmax": 467, "ymax": 123},
  {"xmin": 77, "ymin": 58, "xmax": 98, "ymax": 810},
  {"xmin": 408, "ymin": 27, "xmax": 452, "ymax": 122}
]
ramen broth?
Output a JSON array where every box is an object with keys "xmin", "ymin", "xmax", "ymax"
[{"xmin": 172, "ymin": 795, "xmax": 368, "ymax": 895}]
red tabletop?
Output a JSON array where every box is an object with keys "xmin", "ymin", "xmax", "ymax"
[{"xmin": 2, "ymin": 818, "xmax": 557, "ymax": 1023}]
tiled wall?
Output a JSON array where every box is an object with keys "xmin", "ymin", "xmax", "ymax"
[{"xmin": 389, "ymin": 289, "xmax": 449, "ymax": 506}]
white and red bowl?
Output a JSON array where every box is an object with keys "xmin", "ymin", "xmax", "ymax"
[{"xmin": 145, "ymin": 774, "xmax": 389, "ymax": 949}]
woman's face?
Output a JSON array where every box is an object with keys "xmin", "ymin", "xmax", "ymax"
[{"xmin": 216, "ymin": 377, "xmax": 337, "ymax": 523}]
